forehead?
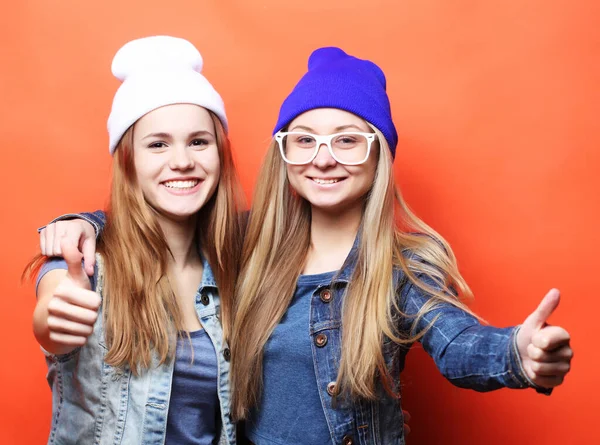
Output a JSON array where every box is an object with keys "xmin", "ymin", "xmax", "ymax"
[
  {"xmin": 134, "ymin": 104, "xmax": 214, "ymax": 136},
  {"xmin": 288, "ymin": 108, "xmax": 370, "ymax": 133}
]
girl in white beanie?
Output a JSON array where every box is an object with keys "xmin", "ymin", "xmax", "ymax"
[{"xmin": 26, "ymin": 36, "xmax": 244, "ymax": 444}]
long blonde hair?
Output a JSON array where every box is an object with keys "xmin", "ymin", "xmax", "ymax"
[
  {"xmin": 230, "ymin": 125, "xmax": 474, "ymax": 419},
  {"xmin": 25, "ymin": 111, "xmax": 245, "ymax": 375}
]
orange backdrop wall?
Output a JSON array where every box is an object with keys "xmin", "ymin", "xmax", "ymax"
[{"xmin": 1, "ymin": 1, "xmax": 597, "ymax": 443}]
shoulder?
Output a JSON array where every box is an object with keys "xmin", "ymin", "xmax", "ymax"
[{"xmin": 393, "ymin": 245, "xmax": 457, "ymax": 313}]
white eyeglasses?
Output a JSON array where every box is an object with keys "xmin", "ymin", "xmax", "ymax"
[{"xmin": 275, "ymin": 131, "xmax": 377, "ymax": 165}]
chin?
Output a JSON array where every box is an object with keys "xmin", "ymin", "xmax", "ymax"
[{"xmin": 158, "ymin": 205, "xmax": 203, "ymax": 220}]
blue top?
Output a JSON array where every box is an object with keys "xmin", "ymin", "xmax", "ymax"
[
  {"xmin": 246, "ymin": 270, "xmax": 335, "ymax": 445},
  {"xmin": 166, "ymin": 329, "xmax": 221, "ymax": 444}
]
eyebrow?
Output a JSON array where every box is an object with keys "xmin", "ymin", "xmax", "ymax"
[
  {"xmin": 289, "ymin": 124, "xmax": 367, "ymax": 133},
  {"xmin": 141, "ymin": 130, "xmax": 214, "ymax": 140}
]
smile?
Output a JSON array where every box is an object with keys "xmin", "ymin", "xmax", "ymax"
[
  {"xmin": 162, "ymin": 179, "xmax": 200, "ymax": 190},
  {"xmin": 311, "ymin": 178, "xmax": 343, "ymax": 184}
]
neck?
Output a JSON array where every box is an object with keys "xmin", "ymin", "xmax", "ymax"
[
  {"xmin": 304, "ymin": 204, "xmax": 362, "ymax": 274},
  {"xmin": 157, "ymin": 214, "xmax": 200, "ymax": 270}
]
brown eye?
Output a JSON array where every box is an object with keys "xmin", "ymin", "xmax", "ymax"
[{"xmin": 190, "ymin": 139, "xmax": 209, "ymax": 146}]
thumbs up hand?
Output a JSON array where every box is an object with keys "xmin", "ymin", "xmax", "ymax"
[
  {"xmin": 516, "ymin": 289, "xmax": 573, "ymax": 389},
  {"xmin": 45, "ymin": 239, "xmax": 102, "ymax": 348}
]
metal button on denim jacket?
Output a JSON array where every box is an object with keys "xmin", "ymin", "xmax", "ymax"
[{"xmin": 43, "ymin": 253, "xmax": 236, "ymax": 445}]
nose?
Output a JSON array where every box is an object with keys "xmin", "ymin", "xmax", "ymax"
[
  {"xmin": 311, "ymin": 142, "xmax": 337, "ymax": 168},
  {"xmin": 169, "ymin": 145, "xmax": 195, "ymax": 171}
]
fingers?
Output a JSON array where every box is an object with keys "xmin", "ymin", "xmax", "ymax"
[
  {"xmin": 402, "ymin": 409, "xmax": 411, "ymax": 436},
  {"xmin": 47, "ymin": 315, "xmax": 94, "ymax": 337},
  {"xmin": 61, "ymin": 239, "xmax": 91, "ymax": 289},
  {"xmin": 528, "ymin": 374, "xmax": 565, "ymax": 389},
  {"xmin": 402, "ymin": 409, "xmax": 411, "ymax": 423},
  {"xmin": 81, "ymin": 237, "xmax": 97, "ymax": 276},
  {"xmin": 532, "ymin": 326, "xmax": 571, "ymax": 351},
  {"xmin": 40, "ymin": 227, "xmax": 47, "ymax": 255},
  {"xmin": 404, "ymin": 423, "xmax": 411, "ymax": 436},
  {"xmin": 42, "ymin": 224, "xmax": 57, "ymax": 256},
  {"xmin": 53, "ymin": 285, "xmax": 101, "ymax": 311},
  {"xmin": 529, "ymin": 360, "xmax": 571, "ymax": 376},
  {"xmin": 527, "ymin": 343, "xmax": 573, "ymax": 362},
  {"xmin": 47, "ymin": 293, "xmax": 100, "ymax": 325},
  {"xmin": 39, "ymin": 221, "xmax": 93, "ymax": 259},
  {"xmin": 47, "ymin": 331, "xmax": 89, "ymax": 347}
]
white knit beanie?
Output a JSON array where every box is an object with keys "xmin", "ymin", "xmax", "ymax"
[{"xmin": 107, "ymin": 36, "xmax": 228, "ymax": 154}]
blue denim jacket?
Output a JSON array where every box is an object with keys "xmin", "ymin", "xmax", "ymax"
[
  {"xmin": 304, "ymin": 252, "xmax": 546, "ymax": 445},
  {"xmin": 46, "ymin": 212, "xmax": 542, "ymax": 445},
  {"xmin": 40, "ymin": 248, "xmax": 236, "ymax": 445}
]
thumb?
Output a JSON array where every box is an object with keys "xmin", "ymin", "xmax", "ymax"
[
  {"xmin": 61, "ymin": 238, "xmax": 90, "ymax": 289},
  {"xmin": 523, "ymin": 288, "xmax": 561, "ymax": 330},
  {"xmin": 80, "ymin": 236, "xmax": 97, "ymax": 276}
]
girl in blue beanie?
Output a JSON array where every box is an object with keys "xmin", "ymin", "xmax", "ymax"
[{"xmin": 228, "ymin": 47, "xmax": 573, "ymax": 445}]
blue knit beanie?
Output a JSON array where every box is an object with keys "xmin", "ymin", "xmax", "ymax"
[{"xmin": 273, "ymin": 47, "xmax": 398, "ymax": 158}]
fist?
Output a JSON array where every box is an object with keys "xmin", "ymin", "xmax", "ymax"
[
  {"xmin": 46, "ymin": 240, "xmax": 101, "ymax": 347},
  {"xmin": 516, "ymin": 289, "xmax": 573, "ymax": 389}
]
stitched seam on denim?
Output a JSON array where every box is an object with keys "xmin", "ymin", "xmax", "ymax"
[
  {"xmin": 509, "ymin": 325, "xmax": 537, "ymax": 388},
  {"xmin": 37, "ymin": 213, "xmax": 100, "ymax": 236},
  {"xmin": 48, "ymin": 360, "xmax": 63, "ymax": 445},
  {"xmin": 112, "ymin": 372, "xmax": 130, "ymax": 444},
  {"xmin": 94, "ymin": 361, "xmax": 110, "ymax": 443},
  {"xmin": 53, "ymin": 347, "xmax": 81, "ymax": 363}
]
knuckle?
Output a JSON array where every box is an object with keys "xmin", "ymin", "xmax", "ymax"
[
  {"xmin": 88, "ymin": 294, "xmax": 102, "ymax": 309},
  {"xmin": 528, "ymin": 345, "xmax": 543, "ymax": 360},
  {"xmin": 566, "ymin": 349, "xmax": 574, "ymax": 360},
  {"xmin": 46, "ymin": 316, "xmax": 58, "ymax": 329},
  {"xmin": 87, "ymin": 311, "xmax": 99, "ymax": 325},
  {"xmin": 47, "ymin": 298, "xmax": 60, "ymax": 312}
]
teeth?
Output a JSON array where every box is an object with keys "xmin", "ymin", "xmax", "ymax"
[
  {"xmin": 312, "ymin": 178, "xmax": 340, "ymax": 184},
  {"xmin": 163, "ymin": 180, "xmax": 199, "ymax": 189}
]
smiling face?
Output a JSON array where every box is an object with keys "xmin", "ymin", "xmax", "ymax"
[
  {"xmin": 284, "ymin": 108, "xmax": 379, "ymax": 216},
  {"xmin": 132, "ymin": 104, "xmax": 220, "ymax": 222}
]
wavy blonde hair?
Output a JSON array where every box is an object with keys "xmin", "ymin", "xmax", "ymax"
[
  {"xmin": 230, "ymin": 125, "xmax": 474, "ymax": 419},
  {"xmin": 25, "ymin": 111, "xmax": 245, "ymax": 375}
]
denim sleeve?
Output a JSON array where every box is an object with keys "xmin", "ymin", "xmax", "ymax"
[
  {"xmin": 399, "ymin": 278, "xmax": 550, "ymax": 394},
  {"xmin": 37, "ymin": 210, "xmax": 106, "ymax": 238}
]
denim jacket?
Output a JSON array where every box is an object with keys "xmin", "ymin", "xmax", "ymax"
[
  {"xmin": 46, "ymin": 212, "xmax": 542, "ymax": 445},
  {"xmin": 41, "ymin": 249, "xmax": 236, "ymax": 445},
  {"xmin": 306, "ymin": 249, "xmax": 548, "ymax": 445}
]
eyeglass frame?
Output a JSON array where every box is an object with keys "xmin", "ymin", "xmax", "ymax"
[{"xmin": 274, "ymin": 131, "xmax": 377, "ymax": 166}]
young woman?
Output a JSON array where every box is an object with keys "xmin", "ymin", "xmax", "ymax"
[
  {"xmin": 229, "ymin": 47, "xmax": 573, "ymax": 445},
  {"xmin": 36, "ymin": 47, "xmax": 572, "ymax": 445},
  {"xmin": 27, "ymin": 36, "xmax": 244, "ymax": 444}
]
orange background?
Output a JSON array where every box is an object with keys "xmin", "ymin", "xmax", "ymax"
[{"xmin": 1, "ymin": 1, "xmax": 597, "ymax": 443}]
